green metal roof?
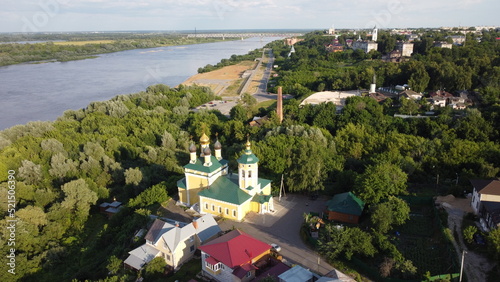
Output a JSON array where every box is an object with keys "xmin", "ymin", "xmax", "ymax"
[
  {"xmin": 184, "ymin": 156, "xmax": 224, "ymax": 174},
  {"xmin": 326, "ymin": 192, "xmax": 365, "ymax": 216},
  {"xmin": 258, "ymin": 178, "xmax": 271, "ymax": 188},
  {"xmin": 198, "ymin": 176, "xmax": 252, "ymax": 205},
  {"xmin": 252, "ymin": 194, "xmax": 272, "ymax": 204},
  {"xmin": 177, "ymin": 178, "xmax": 187, "ymax": 189},
  {"xmin": 237, "ymin": 149, "xmax": 259, "ymax": 164}
]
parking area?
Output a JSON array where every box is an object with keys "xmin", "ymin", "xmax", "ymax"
[
  {"xmin": 195, "ymin": 99, "xmax": 237, "ymax": 116},
  {"xmin": 217, "ymin": 194, "xmax": 338, "ymax": 276}
]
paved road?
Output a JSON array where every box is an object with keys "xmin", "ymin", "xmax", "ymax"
[{"xmin": 218, "ymin": 194, "xmax": 337, "ymax": 275}]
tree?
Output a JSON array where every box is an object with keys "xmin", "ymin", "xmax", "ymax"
[
  {"xmin": 128, "ymin": 183, "xmax": 169, "ymax": 207},
  {"xmin": 18, "ymin": 160, "xmax": 42, "ymax": 185},
  {"xmin": 320, "ymin": 226, "xmax": 377, "ymax": 260},
  {"xmin": 61, "ymin": 179, "xmax": 98, "ymax": 228},
  {"xmin": 143, "ymin": 257, "xmax": 167, "ymax": 281},
  {"xmin": 487, "ymin": 227, "xmax": 500, "ymax": 260},
  {"xmin": 16, "ymin": 205, "xmax": 48, "ymax": 228},
  {"xmin": 106, "ymin": 255, "xmax": 122, "ymax": 275},
  {"xmin": 161, "ymin": 131, "xmax": 176, "ymax": 151},
  {"xmin": 370, "ymin": 196, "xmax": 410, "ymax": 233},
  {"xmin": 403, "ymin": 61, "xmax": 429, "ymax": 93},
  {"xmin": 49, "ymin": 152, "xmax": 78, "ymax": 180},
  {"xmin": 355, "ymin": 162, "xmax": 408, "ymax": 204},
  {"xmin": 286, "ymin": 139, "xmax": 328, "ymax": 192},
  {"xmin": 399, "ymin": 98, "xmax": 419, "ymax": 115},
  {"xmin": 463, "ymin": 225, "xmax": 478, "ymax": 244},
  {"xmin": 230, "ymin": 104, "xmax": 248, "ymax": 121},
  {"xmin": 125, "ymin": 167, "xmax": 143, "ymax": 186}
]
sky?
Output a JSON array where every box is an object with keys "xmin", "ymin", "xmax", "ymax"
[{"xmin": 1, "ymin": 0, "xmax": 498, "ymax": 33}]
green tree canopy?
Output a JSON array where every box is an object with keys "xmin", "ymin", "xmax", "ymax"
[{"xmin": 355, "ymin": 162, "xmax": 408, "ymax": 204}]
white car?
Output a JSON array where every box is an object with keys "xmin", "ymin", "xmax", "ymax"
[{"xmin": 270, "ymin": 243, "xmax": 281, "ymax": 252}]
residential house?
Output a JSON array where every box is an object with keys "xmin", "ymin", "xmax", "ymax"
[
  {"xmin": 352, "ymin": 40, "xmax": 378, "ymax": 54},
  {"xmin": 124, "ymin": 214, "xmax": 221, "ymax": 271},
  {"xmin": 325, "ymin": 43, "xmax": 344, "ymax": 53},
  {"xmin": 199, "ymin": 229, "xmax": 273, "ymax": 281},
  {"xmin": 399, "ymin": 89, "xmax": 423, "ymax": 100},
  {"xmin": 326, "ymin": 192, "xmax": 365, "ymax": 224},
  {"xmin": 99, "ymin": 201, "xmax": 123, "ymax": 218},
  {"xmin": 278, "ymin": 265, "xmax": 316, "ymax": 282},
  {"xmin": 396, "ymin": 41, "xmax": 414, "ymax": 57},
  {"xmin": 434, "ymin": 41, "xmax": 453, "ymax": 49},
  {"xmin": 405, "ymin": 34, "xmax": 420, "ymax": 42},
  {"xmin": 429, "ymin": 90, "xmax": 463, "ymax": 108},
  {"xmin": 481, "ymin": 201, "xmax": 500, "ymax": 231},
  {"xmin": 448, "ymin": 35, "xmax": 466, "ymax": 45},
  {"xmin": 470, "ymin": 179, "xmax": 500, "ymax": 229},
  {"xmin": 249, "ymin": 116, "xmax": 269, "ymax": 127},
  {"xmin": 382, "ymin": 50, "xmax": 403, "ymax": 62},
  {"xmin": 431, "ymin": 96, "xmax": 447, "ymax": 107},
  {"xmin": 177, "ymin": 134, "xmax": 273, "ymax": 221}
]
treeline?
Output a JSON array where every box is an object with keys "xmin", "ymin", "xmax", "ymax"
[
  {"xmin": 268, "ymin": 29, "xmax": 500, "ymax": 102},
  {"xmin": 0, "ymin": 35, "xmax": 224, "ymax": 66},
  {"xmin": 197, "ymin": 48, "xmax": 263, "ymax": 73},
  {"xmin": 0, "ymin": 84, "xmax": 218, "ymax": 281}
]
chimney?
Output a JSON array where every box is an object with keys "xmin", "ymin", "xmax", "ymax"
[
  {"xmin": 192, "ymin": 219, "xmax": 198, "ymax": 229},
  {"xmin": 277, "ymin": 87, "xmax": 283, "ymax": 124}
]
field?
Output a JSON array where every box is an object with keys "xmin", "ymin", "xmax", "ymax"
[{"xmin": 53, "ymin": 40, "xmax": 115, "ymax": 45}]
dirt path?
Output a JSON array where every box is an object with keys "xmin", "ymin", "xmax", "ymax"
[{"xmin": 436, "ymin": 195, "xmax": 496, "ymax": 282}]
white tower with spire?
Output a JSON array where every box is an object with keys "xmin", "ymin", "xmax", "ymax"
[
  {"xmin": 372, "ymin": 26, "xmax": 378, "ymax": 42},
  {"xmin": 237, "ymin": 139, "xmax": 260, "ymax": 193}
]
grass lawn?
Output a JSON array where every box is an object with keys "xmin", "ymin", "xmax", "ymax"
[
  {"xmin": 255, "ymin": 100, "xmax": 276, "ymax": 111},
  {"xmin": 167, "ymin": 258, "xmax": 202, "ymax": 281}
]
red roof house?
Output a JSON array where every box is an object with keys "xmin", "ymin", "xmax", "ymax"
[{"xmin": 199, "ymin": 230, "xmax": 272, "ymax": 281}]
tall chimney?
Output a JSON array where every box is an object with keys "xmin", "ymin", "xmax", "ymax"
[{"xmin": 277, "ymin": 87, "xmax": 283, "ymax": 124}]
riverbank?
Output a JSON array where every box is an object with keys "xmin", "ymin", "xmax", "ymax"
[
  {"xmin": 0, "ymin": 36, "xmax": 228, "ymax": 67},
  {"xmin": 180, "ymin": 61, "xmax": 257, "ymax": 96}
]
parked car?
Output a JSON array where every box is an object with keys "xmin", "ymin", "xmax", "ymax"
[
  {"xmin": 270, "ymin": 243, "xmax": 281, "ymax": 252},
  {"xmin": 474, "ymin": 233, "xmax": 486, "ymax": 245}
]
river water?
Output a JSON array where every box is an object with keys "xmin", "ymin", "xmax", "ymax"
[{"xmin": 0, "ymin": 37, "xmax": 281, "ymax": 130}]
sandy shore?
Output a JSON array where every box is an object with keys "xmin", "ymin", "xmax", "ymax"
[{"xmin": 179, "ymin": 61, "xmax": 256, "ymax": 96}]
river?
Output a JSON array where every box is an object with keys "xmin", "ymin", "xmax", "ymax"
[{"xmin": 0, "ymin": 37, "xmax": 281, "ymax": 130}]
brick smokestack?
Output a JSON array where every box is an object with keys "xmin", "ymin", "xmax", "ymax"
[{"xmin": 277, "ymin": 87, "xmax": 283, "ymax": 124}]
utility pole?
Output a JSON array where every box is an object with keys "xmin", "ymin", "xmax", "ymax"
[{"xmin": 459, "ymin": 250, "xmax": 467, "ymax": 282}]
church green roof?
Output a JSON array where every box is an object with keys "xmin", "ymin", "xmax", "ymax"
[
  {"xmin": 237, "ymin": 150, "xmax": 259, "ymax": 164},
  {"xmin": 252, "ymin": 194, "xmax": 272, "ymax": 204},
  {"xmin": 326, "ymin": 192, "xmax": 365, "ymax": 216},
  {"xmin": 184, "ymin": 156, "xmax": 226, "ymax": 174},
  {"xmin": 177, "ymin": 178, "xmax": 187, "ymax": 189},
  {"xmin": 198, "ymin": 176, "xmax": 252, "ymax": 205}
]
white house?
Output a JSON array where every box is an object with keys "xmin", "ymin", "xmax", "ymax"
[
  {"xmin": 471, "ymin": 179, "xmax": 500, "ymax": 214},
  {"xmin": 124, "ymin": 214, "xmax": 221, "ymax": 270}
]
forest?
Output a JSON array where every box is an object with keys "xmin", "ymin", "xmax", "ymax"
[
  {"xmin": 0, "ymin": 33, "xmax": 226, "ymax": 66},
  {"xmin": 0, "ymin": 29, "xmax": 500, "ymax": 281}
]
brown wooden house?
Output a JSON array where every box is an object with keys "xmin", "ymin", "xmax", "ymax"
[{"xmin": 325, "ymin": 192, "xmax": 365, "ymax": 224}]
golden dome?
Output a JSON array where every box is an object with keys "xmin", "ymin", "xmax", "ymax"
[{"xmin": 200, "ymin": 133, "xmax": 210, "ymax": 145}]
